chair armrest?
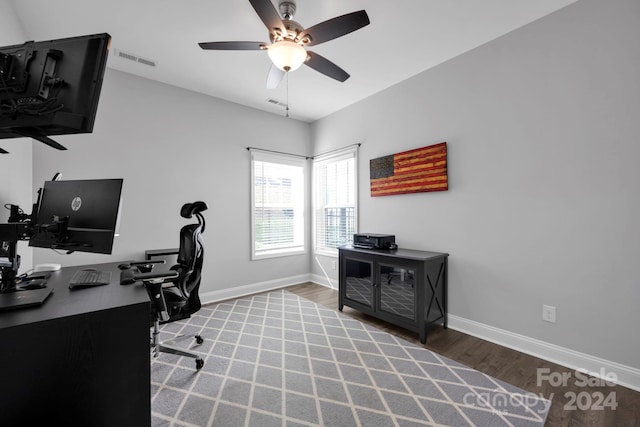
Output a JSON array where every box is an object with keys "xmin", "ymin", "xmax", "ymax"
[
  {"xmin": 133, "ymin": 271, "xmax": 179, "ymax": 281},
  {"xmin": 130, "ymin": 260, "xmax": 165, "ymax": 273},
  {"xmin": 141, "ymin": 273, "xmax": 177, "ymax": 322},
  {"xmin": 119, "ymin": 263, "xmax": 177, "ymax": 285}
]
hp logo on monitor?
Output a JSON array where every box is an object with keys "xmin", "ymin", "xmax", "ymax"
[{"xmin": 71, "ymin": 197, "xmax": 82, "ymax": 211}]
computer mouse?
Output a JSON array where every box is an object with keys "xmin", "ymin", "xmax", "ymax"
[
  {"xmin": 118, "ymin": 263, "xmax": 131, "ymax": 270},
  {"xmin": 119, "ymin": 270, "xmax": 136, "ymax": 285}
]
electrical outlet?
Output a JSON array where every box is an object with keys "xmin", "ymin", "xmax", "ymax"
[
  {"xmin": 331, "ymin": 260, "xmax": 337, "ymax": 270},
  {"xmin": 542, "ymin": 305, "xmax": 556, "ymax": 323}
]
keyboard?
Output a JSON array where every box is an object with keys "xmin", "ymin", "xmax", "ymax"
[{"xmin": 69, "ymin": 269, "xmax": 112, "ymax": 289}]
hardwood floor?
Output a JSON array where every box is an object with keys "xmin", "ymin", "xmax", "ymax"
[{"xmin": 285, "ymin": 283, "xmax": 640, "ymax": 427}]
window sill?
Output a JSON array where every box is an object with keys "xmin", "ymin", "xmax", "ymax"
[{"xmin": 252, "ymin": 247, "xmax": 306, "ymax": 260}]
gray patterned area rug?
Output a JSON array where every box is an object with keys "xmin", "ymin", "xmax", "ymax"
[{"xmin": 151, "ymin": 290, "xmax": 550, "ymax": 427}]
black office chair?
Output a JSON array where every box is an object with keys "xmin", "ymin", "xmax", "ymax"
[{"xmin": 125, "ymin": 201, "xmax": 208, "ymax": 370}]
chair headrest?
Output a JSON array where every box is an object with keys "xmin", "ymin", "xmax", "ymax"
[{"xmin": 180, "ymin": 201, "xmax": 208, "ymax": 219}]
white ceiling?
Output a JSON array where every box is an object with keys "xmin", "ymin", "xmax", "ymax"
[{"xmin": 8, "ymin": 0, "xmax": 578, "ymax": 122}]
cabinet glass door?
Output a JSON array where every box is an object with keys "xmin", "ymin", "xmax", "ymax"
[
  {"xmin": 378, "ymin": 263, "xmax": 415, "ymax": 321},
  {"xmin": 344, "ymin": 258, "xmax": 373, "ymax": 308}
]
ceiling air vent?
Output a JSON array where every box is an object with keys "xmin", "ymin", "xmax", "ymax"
[
  {"xmin": 113, "ymin": 48, "xmax": 157, "ymax": 68},
  {"xmin": 266, "ymin": 98, "xmax": 287, "ymax": 108}
]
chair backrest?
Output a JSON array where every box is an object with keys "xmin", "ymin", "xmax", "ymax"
[{"xmin": 171, "ymin": 202, "xmax": 207, "ymax": 315}]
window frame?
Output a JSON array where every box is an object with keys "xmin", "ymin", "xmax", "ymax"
[
  {"xmin": 312, "ymin": 146, "xmax": 359, "ymax": 257},
  {"xmin": 250, "ymin": 150, "xmax": 308, "ymax": 260}
]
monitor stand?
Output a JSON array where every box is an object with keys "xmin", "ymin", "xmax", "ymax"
[{"xmin": 16, "ymin": 128, "xmax": 67, "ymax": 151}]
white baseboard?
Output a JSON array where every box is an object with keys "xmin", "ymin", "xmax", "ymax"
[
  {"xmin": 448, "ymin": 314, "xmax": 640, "ymax": 393},
  {"xmin": 199, "ymin": 273, "xmax": 313, "ymax": 305},
  {"xmin": 310, "ymin": 273, "xmax": 338, "ymax": 290}
]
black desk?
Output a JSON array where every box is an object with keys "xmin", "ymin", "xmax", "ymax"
[{"xmin": 0, "ymin": 262, "xmax": 151, "ymax": 426}]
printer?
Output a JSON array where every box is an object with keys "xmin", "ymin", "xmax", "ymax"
[{"xmin": 352, "ymin": 233, "xmax": 396, "ymax": 250}]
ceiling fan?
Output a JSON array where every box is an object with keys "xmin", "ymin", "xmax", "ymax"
[{"xmin": 199, "ymin": 0, "xmax": 370, "ymax": 89}]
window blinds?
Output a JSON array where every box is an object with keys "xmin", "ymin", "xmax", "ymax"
[
  {"xmin": 251, "ymin": 151, "xmax": 306, "ymax": 259},
  {"xmin": 313, "ymin": 147, "xmax": 358, "ymax": 254}
]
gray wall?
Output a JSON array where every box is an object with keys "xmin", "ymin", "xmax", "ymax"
[
  {"xmin": 312, "ymin": 0, "xmax": 640, "ymax": 369},
  {"xmin": 31, "ymin": 69, "xmax": 313, "ymax": 295}
]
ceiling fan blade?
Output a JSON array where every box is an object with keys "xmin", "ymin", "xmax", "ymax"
[
  {"xmin": 249, "ymin": 0, "xmax": 286, "ymax": 35},
  {"xmin": 305, "ymin": 51, "xmax": 350, "ymax": 82},
  {"xmin": 199, "ymin": 41, "xmax": 267, "ymax": 50},
  {"xmin": 266, "ymin": 64, "xmax": 285, "ymax": 89},
  {"xmin": 299, "ymin": 10, "xmax": 370, "ymax": 47}
]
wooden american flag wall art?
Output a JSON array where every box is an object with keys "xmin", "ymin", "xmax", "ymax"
[{"xmin": 370, "ymin": 142, "xmax": 448, "ymax": 197}]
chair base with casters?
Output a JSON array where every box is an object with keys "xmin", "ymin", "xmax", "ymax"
[{"xmin": 150, "ymin": 316, "xmax": 204, "ymax": 370}]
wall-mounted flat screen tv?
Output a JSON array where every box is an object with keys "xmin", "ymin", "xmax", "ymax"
[{"xmin": 0, "ymin": 33, "xmax": 111, "ymax": 153}]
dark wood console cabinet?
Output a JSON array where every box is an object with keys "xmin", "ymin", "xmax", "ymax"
[{"xmin": 338, "ymin": 246, "xmax": 448, "ymax": 343}]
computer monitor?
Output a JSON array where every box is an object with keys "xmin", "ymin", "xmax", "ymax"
[
  {"xmin": 0, "ymin": 33, "xmax": 111, "ymax": 152},
  {"xmin": 29, "ymin": 179, "xmax": 123, "ymax": 254}
]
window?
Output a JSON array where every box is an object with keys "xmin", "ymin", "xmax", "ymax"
[
  {"xmin": 313, "ymin": 147, "xmax": 358, "ymax": 256},
  {"xmin": 251, "ymin": 150, "xmax": 307, "ymax": 259}
]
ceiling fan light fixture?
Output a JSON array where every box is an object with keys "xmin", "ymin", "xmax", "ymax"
[{"xmin": 268, "ymin": 40, "xmax": 307, "ymax": 72}]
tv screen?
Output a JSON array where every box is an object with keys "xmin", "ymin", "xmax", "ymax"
[
  {"xmin": 0, "ymin": 33, "xmax": 111, "ymax": 152},
  {"xmin": 29, "ymin": 179, "xmax": 123, "ymax": 254}
]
